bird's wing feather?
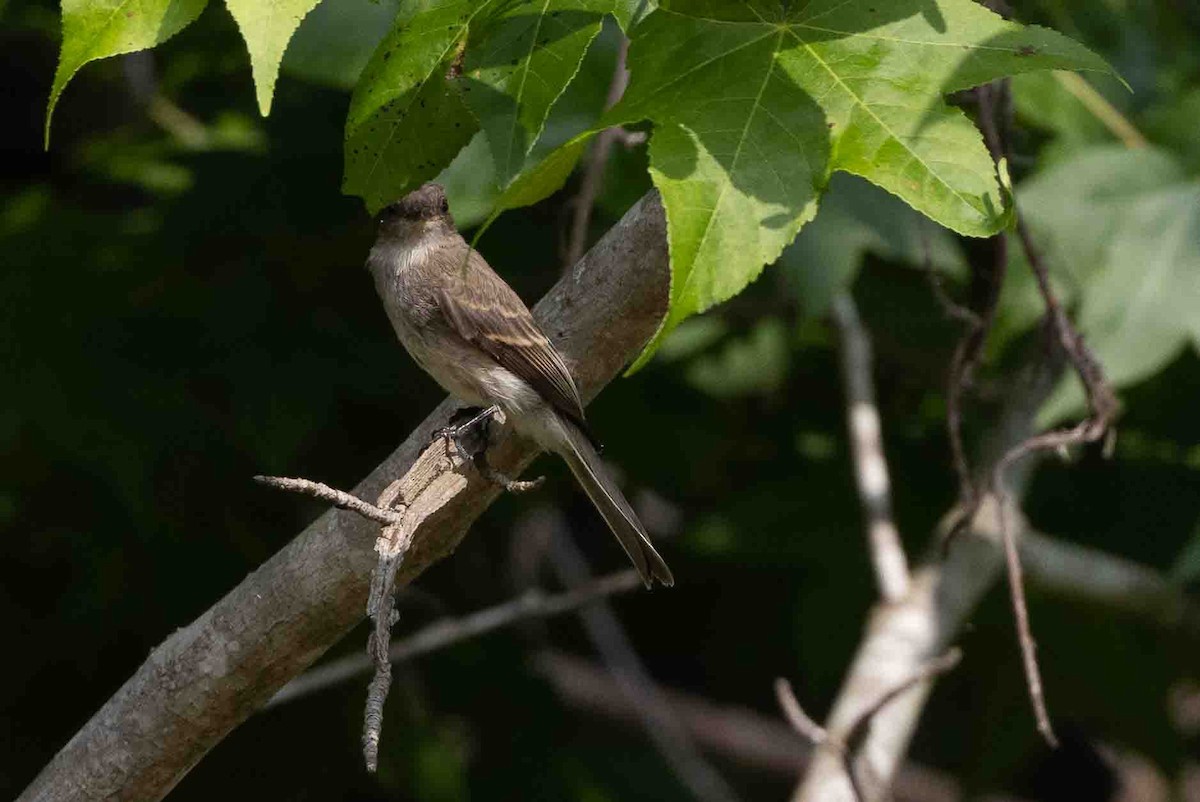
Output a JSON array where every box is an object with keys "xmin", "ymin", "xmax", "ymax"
[{"xmin": 437, "ymin": 250, "xmax": 588, "ymax": 430}]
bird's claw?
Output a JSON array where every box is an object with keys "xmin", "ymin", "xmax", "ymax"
[{"xmin": 431, "ymin": 405, "xmax": 498, "ymax": 460}]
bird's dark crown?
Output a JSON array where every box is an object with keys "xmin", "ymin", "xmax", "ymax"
[{"xmin": 380, "ymin": 182, "xmax": 450, "ymax": 223}]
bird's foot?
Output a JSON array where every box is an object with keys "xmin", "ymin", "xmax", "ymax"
[
  {"xmin": 432, "ymin": 405, "xmax": 497, "ymax": 460},
  {"xmin": 432, "ymin": 406, "xmax": 544, "ymax": 494}
]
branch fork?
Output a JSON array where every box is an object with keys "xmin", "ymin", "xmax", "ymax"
[{"xmin": 256, "ymin": 413, "xmax": 543, "ymax": 771}]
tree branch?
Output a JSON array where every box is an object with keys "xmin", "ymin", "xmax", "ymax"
[
  {"xmin": 266, "ymin": 570, "xmax": 643, "ymax": 707},
  {"xmin": 795, "ymin": 345, "xmax": 1064, "ymax": 802},
  {"xmin": 18, "ymin": 192, "xmax": 672, "ymax": 802},
  {"xmin": 831, "ymin": 294, "xmax": 910, "ymax": 603},
  {"xmin": 538, "ymin": 652, "xmax": 968, "ymax": 802}
]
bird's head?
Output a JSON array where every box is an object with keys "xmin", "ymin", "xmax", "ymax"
[{"xmin": 376, "ymin": 182, "xmax": 454, "ymax": 241}]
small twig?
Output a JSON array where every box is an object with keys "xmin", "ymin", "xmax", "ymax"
[
  {"xmin": 831, "ymin": 294, "xmax": 910, "ymax": 603},
  {"xmin": 919, "ymin": 219, "xmax": 981, "ymax": 329},
  {"xmin": 992, "ymin": 483, "xmax": 1056, "ymax": 746},
  {"xmin": 564, "ymin": 35, "xmax": 634, "ymax": 270},
  {"xmin": 841, "ymin": 649, "xmax": 962, "ymax": 748},
  {"xmin": 973, "ymin": 66, "xmax": 1117, "ymax": 748},
  {"xmin": 779, "ymin": 651, "xmax": 961, "ymax": 802},
  {"xmin": 548, "ymin": 653, "xmax": 970, "ymax": 802},
  {"xmin": 919, "ymin": 212, "xmax": 986, "ymax": 513},
  {"xmin": 1012, "ymin": 214, "xmax": 1119, "ymax": 433},
  {"xmin": 253, "ymin": 475, "xmax": 404, "ymax": 525},
  {"xmin": 267, "ymin": 570, "xmax": 643, "ymax": 707},
  {"xmin": 939, "ymin": 82, "xmax": 1013, "ymax": 512},
  {"xmin": 363, "ymin": 522, "xmax": 415, "ymax": 771},
  {"xmin": 774, "ymin": 679, "xmax": 830, "ymax": 750},
  {"xmin": 258, "ymin": 434, "xmax": 475, "ymax": 771}
]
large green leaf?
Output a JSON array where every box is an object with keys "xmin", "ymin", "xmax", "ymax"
[
  {"xmin": 225, "ymin": 0, "xmax": 323, "ymax": 115},
  {"xmin": 604, "ymin": 0, "xmax": 1112, "ymax": 370},
  {"xmin": 461, "ymin": 1, "xmax": 607, "ymax": 185},
  {"xmin": 343, "ymin": 0, "xmax": 491, "ymax": 213},
  {"xmin": 1009, "ymin": 146, "xmax": 1200, "ymax": 424},
  {"xmin": 46, "ymin": 0, "xmax": 210, "ymax": 147}
]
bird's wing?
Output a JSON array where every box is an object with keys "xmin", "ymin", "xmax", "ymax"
[{"xmin": 437, "ymin": 250, "xmax": 588, "ymax": 431}]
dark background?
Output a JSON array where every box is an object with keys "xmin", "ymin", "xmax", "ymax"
[{"xmin": 3, "ymin": 1, "xmax": 1199, "ymax": 799}]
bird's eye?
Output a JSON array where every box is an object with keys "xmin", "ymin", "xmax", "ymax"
[{"xmin": 440, "ymin": 198, "xmax": 449, "ymax": 213}]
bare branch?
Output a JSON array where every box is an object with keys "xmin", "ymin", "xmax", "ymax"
[
  {"xmin": 774, "ymin": 679, "xmax": 829, "ymax": 746},
  {"xmin": 541, "ymin": 653, "xmax": 967, "ymax": 802},
  {"xmin": 831, "ymin": 294, "xmax": 910, "ymax": 603},
  {"xmin": 980, "ymin": 103, "xmax": 1117, "ymax": 749},
  {"xmin": 795, "ymin": 342, "xmax": 1064, "ymax": 802},
  {"xmin": 841, "ymin": 648, "xmax": 962, "ymax": 748},
  {"xmin": 781, "ymin": 651, "xmax": 961, "ymax": 802},
  {"xmin": 18, "ymin": 191, "xmax": 672, "ymax": 802},
  {"xmin": 994, "ymin": 474, "xmax": 1057, "ymax": 746},
  {"xmin": 253, "ymin": 475, "xmax": 405, "ymax": 525},
  {"xmin": 267, "ymin": 570, "xmax": 642, "ymax": 707}
]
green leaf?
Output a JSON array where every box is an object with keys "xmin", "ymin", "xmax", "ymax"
[
  {"xmin": 343, "ymin": 0, "xmax": 489, "ymax": 213},
  {"xmin": 46, "ymin": 0, "xmax": 209, "ymax": 147},
  {"xmin": 282, "ymin": 0, "xmax": 401, "ymax": 90},
  {"xmin": 1010, "ymin": 146, "xmax": 1200, "ymax": 424},
  {"xmin": 605, "ymin": 0, "xmax": 1111, "ymax": 370},
  {"xmin": 461, "ymin": 1, "xmax": 607, "ymax": 186},
  {"xmin": 494, "ymin": 130, "xmax": 591, "ymax": 211},
  {"xmin": 225, "ymin": 0, "xmax": 323, "ymax": 115},
  {"xmin": 436, "ymin": 131, "xmax": 501, "ymax": 229},
  {"xmin": 468, "ymin": 129, "xmax": 591, "ymax": 243},
  {"xmin": 611, "ymin": 0, "xmax": 653, "ymax": 31}
]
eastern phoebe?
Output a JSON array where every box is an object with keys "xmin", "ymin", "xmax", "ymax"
[{"xmin": 367, "ymin": 183, "xmax": 673, "ymax": 588}]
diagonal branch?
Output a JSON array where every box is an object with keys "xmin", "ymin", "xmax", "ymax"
[
  {"xmin": 266, "ymin": 570, "xmax": 643, "ymax": 707},
  {"xmin": 18, "ymin": 191, "xmax": 672, "ymax": 802}
]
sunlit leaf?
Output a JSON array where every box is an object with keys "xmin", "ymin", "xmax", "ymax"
[
  {"xmin": 225, "ymin": 0, "xmax": 323, "ymax": 115},
  {"xmin": 46, "ymin": 0, "xmax": 209, "ymax": 146},
  {"xmin": 607, "ymin": 0, "xmax": 1112, "ymax": 369}
]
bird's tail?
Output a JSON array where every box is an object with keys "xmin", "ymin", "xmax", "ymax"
[{"xmin": 558, "ymin": 421, "xmax": 674, "ymax": 588}]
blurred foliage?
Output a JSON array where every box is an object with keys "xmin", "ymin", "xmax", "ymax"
[{"xmin": 3, "ymin": 1, "xmax": 1200, "ymax": 801}]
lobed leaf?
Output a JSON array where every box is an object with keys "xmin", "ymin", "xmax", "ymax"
[
  {"xmin": 46, "ymin": 0, "xmax": 209, "ymax": 147},
  {"xmin": 225, "ymin": 0, "xmax": 323, "ymax": 116},
  {"xmin": 605, "ymin": 0, "xmax": 1113, "ymax": 369}
]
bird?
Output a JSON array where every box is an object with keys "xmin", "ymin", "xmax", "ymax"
[{"xmin": 365, "ymin": 182, "xmax": 673, "ymax": 588}]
